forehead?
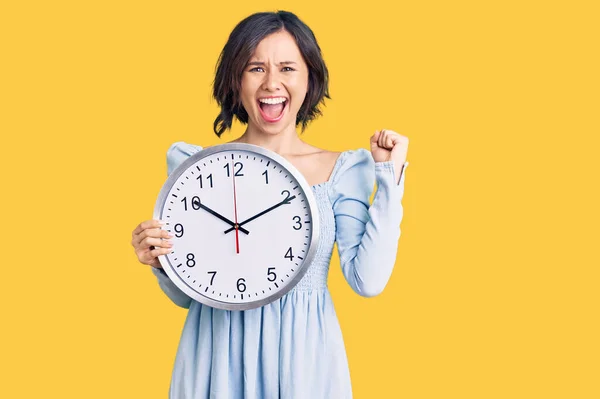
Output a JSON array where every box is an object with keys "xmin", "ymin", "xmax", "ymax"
[{"xmin": 249, "ymin": 30, "xmax": 303, "ymax": 62}]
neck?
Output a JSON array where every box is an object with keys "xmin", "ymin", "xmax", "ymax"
[{"xmin": 236, "ymin": 122, "xmax": 305, "ymax": 156}]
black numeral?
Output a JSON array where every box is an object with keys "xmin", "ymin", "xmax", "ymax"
[
  {"xmin": 186, "ymin": 253, "xmax": 196, "ymax": 267},
  {"xmin": 284, "ymin": 247, "xmax": 294, "ymax": 261},
  {"xmin": 207, "ymin": 271, "xmax": 216, "ymax": 285},
  {"xmin": 174, "ymin": 223, "xmax": 184, "ymax": 237},
  {"xmin": 267, "ymin": 267, "xmax": 277, "ymax": 282},
  {"xmin": 281, "ymin": 190, "xmax": 291, "ymax": 201},
  {"xmin": 224, "ymin": 162, "xmax": 244, "ymax": 177},
  {"xmin": 235, "ymin": 162, "xmax": 244, "ymax": 176},
  {"xmin": 181, "ymin": 196, "xmax": 201, "ymax": 211},
  {"xmin": 292, "ymin": 216, "xmax": 302, "ymax": 230},
  {"xmin": 197, "ymin": 173, "xmax": 213, "ymax": 188},
  {"xmin": 262, "ymin": 170, "xmax": 269, "ymax": 184},
  {"xmin": 192, "ymin": 196, "xmax": 200, "ymax": 210},
  {"xmin": 237, "ymin": 278, "xmax": 246, "ymax": 292}
]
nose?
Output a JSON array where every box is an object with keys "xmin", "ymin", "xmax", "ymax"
[{"xmin": 261, "ymin": 69, "xmax": 281, "ymax": 92}]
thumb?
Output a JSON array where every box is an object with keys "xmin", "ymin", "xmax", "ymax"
[{"xmin": 370, "ymin": 130, "xmax": 381, "ymax": 145}]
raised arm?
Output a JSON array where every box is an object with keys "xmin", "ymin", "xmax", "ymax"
[{"xmin": 331, "ymin": 149, "xmax": 409, "ymax": 297}]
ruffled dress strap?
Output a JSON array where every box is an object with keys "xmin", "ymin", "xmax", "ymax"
[
  {"xmin": 166, "ymin": 141, "xmax": 203, "ymax": 175},
  {"xmin": 329, "ymin": 149, "xmax": 409, "ymax": 297}
]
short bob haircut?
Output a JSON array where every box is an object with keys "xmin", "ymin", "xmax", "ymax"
[{"xmin": 212, "ymin": 11, "xmax": 330, "ymax": 137}]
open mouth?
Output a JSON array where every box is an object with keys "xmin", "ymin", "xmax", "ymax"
[{"xmin": 257, "ymin": 97, "xmax": 288, "ymax": 123}]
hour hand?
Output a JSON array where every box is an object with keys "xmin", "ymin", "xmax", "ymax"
[{"xmin": 193, "ymin": 198, "xmax": 250, "ymax": 235}]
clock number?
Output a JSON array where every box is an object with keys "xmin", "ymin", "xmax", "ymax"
[
  {"xmin": 224, "ymin": 162, "xmax": 244, "ymax": 177},
  {"xmin": 174, "ymin": 223, "xmax": 184, "ymax": 237},
  {"xmin": 281, "ymin": 190, "xmax": 291, "ymax": 201},
  {"xmin": 207, "ymin": 271, "xmax": 217, "ymax": 285},
  {"xmin": 197, "ymin": 173, "xmax": 213, "ymax": 188},
  {"xmin": 235, "ymin": 162, "xmax": 244, "ymax": 176},
  {"xmin": 267, "ymin": 267, "xmax": 277, "ymax": 282},
  {"xmin": 262, "ymin": 169, "xmax": 269, "ymax": 184},
  {"xmin": 191, "ymin": 196, "xmax": 201, "ymax": 210},
  {"xmin": 237, "ymin": 278, "xmax": 247, "ymax": 292},
  {"xmin": 186, "ymin": 253, "xmax": 196, "ymax": 267},
  {"xmin": 181, "ymin": 196, "xmax": 201, "ymax": 211},
  {"xmin": 292, "ymin": 216, "xmax": 302, "ymax": 230},
  {"xmin": 284, "ymin": 247, "xmax": 294, "ymax": 261}
]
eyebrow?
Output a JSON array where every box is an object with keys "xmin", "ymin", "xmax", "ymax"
[{"xmin": 246, "ymin": 61, "xmax": 297, "ymax": 66}]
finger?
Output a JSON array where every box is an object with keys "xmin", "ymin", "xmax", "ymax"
[
  {"xmin": 381, "ymin": 132, "xmax": 403, "ymax": 149},
  {"xmin": 133, "ymin": 227, "xmax": 162, "ymax": 247},
  {"xmin": 137, "ymin": 246, "xmax": 172, "ymax": 265},
  {"xmin": 132, "ymin": 219, "xmax": 164, "ymax": 238},
  {"xmin": 149, "ymin": 246, "xmax": 173, "ymax": 259},
  {"xmin": 385, "ymin": 134, "xmax": 395, "ymax": 149},
  {"xmin": 378, "ymin": 129, "xmax": 387, "ymax": 148},
  {"xmin": 370, "ymin": 130, "xmax": 381, "ymax": 144},
  {"xmin": 133, "ymin": 227, "xmax": 172, "ymax": 247},
  {"xmin": 140, "ymin": 236, "xmax": 173, "ymax": 250}
]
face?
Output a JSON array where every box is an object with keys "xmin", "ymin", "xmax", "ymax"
[{"xmin": 240, "ymin": 30, "xmax": 309, "ymax": 135}]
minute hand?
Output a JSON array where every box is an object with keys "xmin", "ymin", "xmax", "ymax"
[{"xmin": 223, "ymin": 194, "xmax": 296, "ymax": 234}]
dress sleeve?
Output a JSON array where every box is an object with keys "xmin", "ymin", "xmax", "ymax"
[
  {"xmin": 329, "ymin": 149, "xmax": 409, "ymax": 297},
  {"xmin": 151, "ymin": 141, "xmax": 203, "ymax": 309}
]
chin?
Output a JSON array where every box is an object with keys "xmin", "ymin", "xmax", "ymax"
[
  {"xmin": 251, "ymin": 111, "xmax": 297, "ymax": 136},
  {"xmin": 256, "ymin": 120, "xmax": 294, "ymax": 135}
]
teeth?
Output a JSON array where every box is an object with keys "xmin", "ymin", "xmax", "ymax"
[{"xmin": 259, "ymin": 97, "xmax": 287, "ymax": 105}]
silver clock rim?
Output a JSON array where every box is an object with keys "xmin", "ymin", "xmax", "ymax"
[{"xmin": 153, "ymin": 142, "xmax": 321, "ymax": 311}]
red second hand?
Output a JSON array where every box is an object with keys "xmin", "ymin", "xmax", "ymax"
[{"xmin": 231, "ymin": 159, "xmax": 240, "ymax": 254}]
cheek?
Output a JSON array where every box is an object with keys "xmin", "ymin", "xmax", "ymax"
[
  {"xmin": 240, "ymin": 78, "xmax": 257, "ymax": 108},
  {"xmin": 289, "ymin": 76, "xmax": 309, "ymax": 105},
  {"xmin": 240, "ymin": 80, "xmax": 250, "ymax": 99}
]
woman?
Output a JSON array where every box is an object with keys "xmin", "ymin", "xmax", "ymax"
[{"xmin": 131, "ymin": 10, "xmax": 409, "ymax": 398}]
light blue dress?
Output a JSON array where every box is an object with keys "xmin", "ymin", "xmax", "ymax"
[{"xmin": 152, "ymin": 142, "xmax": 409, "ymax": 398}]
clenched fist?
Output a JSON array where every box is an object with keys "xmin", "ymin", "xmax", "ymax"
[{"xmin": 370, "ymin": 129, "xmax": 409, "ymax": 183}]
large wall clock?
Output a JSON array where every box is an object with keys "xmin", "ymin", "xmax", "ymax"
[{"xmin": 154, "ymin": 143, "xmax": 320, "ymax": 310}]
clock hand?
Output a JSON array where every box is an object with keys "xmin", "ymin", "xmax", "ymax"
[
  {"xmin": 231, "ymin": 159, "xmax": 240, "ymax": 254},
  {"xmin": 223, "ymin": 193, "xmax": 296, "ymax": 234},
  {"xmin": 192, "ymin": 198, "xmax": 250, "ymax": 235}
]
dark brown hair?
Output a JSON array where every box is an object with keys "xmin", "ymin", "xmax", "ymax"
[{"xmin": 212, "ymin": 11, "xmax": 330, "ymax": 137}]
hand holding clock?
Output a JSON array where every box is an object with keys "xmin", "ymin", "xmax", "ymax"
[
  {"xmin": 370, "ymin": 129, "xmax": 409, "ymax": 183},
  {"xmin": 131, "ymin": 219, "xmax": 173, "ymax": 268}
]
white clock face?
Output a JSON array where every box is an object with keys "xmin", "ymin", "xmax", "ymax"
[{"xmin": 154, "ymin": 143, "xmax": 319, "ymax": 310}]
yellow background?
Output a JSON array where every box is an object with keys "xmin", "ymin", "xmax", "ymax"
[{"xmin": 1, "ymin": 0, "xmax": 599, "ymax": 398}]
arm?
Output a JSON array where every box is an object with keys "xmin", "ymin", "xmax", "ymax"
[
  {"xmin": 332, "ymin": 150, "xmax": 409, "ymax": 297},
  {"xmin": 151, "ymin": 267, "xmax": 192, "ymax": 309}
]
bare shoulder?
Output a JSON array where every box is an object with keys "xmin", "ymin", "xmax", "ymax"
[
  {"xmin": 294, "ymin": 146, "xmax": 340, "ymax": 165},
  {"xmin": 288, "ymin": 146, "xmax": 342, "ymax": 186}
]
